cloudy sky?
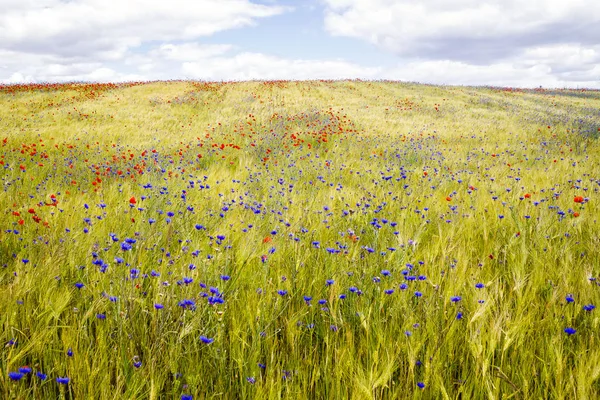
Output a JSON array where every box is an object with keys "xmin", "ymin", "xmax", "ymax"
[{"xmin": 1, "ymin": 0, "xmax": 599, "ymax": 87}]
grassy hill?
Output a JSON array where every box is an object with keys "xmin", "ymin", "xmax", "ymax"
[{"xmin": 1, "ymin": 80, "xmax": 599, "ymax": 399}]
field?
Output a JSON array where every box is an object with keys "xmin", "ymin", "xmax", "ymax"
[{"xmin": 1, "ymin": 80, "xmax": 599, "ymax": 399}]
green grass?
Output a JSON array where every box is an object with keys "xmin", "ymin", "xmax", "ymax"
[{"xmin": 0, "ymin": 80, "xmax": 599, "ymax": 399}]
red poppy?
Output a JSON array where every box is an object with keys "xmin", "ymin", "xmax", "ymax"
[
  {"xmin": 129, "ymin": 197, "xmax": 137, "ymax": 204},
  {"xmin": 574, "ymin": 196, "xmax": 584, "ymax": 203}
]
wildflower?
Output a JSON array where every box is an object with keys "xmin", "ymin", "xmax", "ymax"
[
  {"xmin": 475, "ymin": 283, "xmax": 485, "ymax": 289},
  {"xmin": 456, "ymin": 312, "xmax": 463, "ymax": 320},
  {"xmin": 17, "ymin": 366, "xmax": 31, "ymax": 374},
  {"xmin": 417, "ymin": 382, "xmax": 425, "ymax": 389},
  {"xmin": 414, "ymin": 291, "xmax": 422, "ymax": 297},
  {"xmin": 574, "ymin": 196, "xmax": 584, "ymax": 203},
  {"xmin": 67, "ymin": 348, "xmax": 73, "ymax": 357},
  {"xmin": 566, "ymin": 295, "xmax": 574, "ymax": 303},
  {"xmin": 56, "ymin": 377, "xmax": 70, "ymax": 384},
  {"xmin": 247, "ymin": 377, "xmax": 256, "ymax": 384},
  {"xmin": 181, "ymin": 395, "xmax": 193, "ymax": 400},
  {"xmin": 583, "ymin": 304, "xmax": 595, "ymax": 311},
  {"xmin": 277, "ymin": 290, "xmax": 288, "ymax": 296},
  {"xmin": 564, "ymin": 327, "xmax": 576, "ymax": 335},
  {"xmin": 8, "ymin": 371, "xmax": 24, "ymax": 381},
  {"xmin": 36, "ymin": 372, "xmax": 47, "ymax": 380},
  {"xmin": 199, "ymin": 336, "xmax": 214, "ymax": 344},
  {"xmin": 154, "ymin": 303, "xmax": 164, "ymax": 310},
  {"xmin": 450, "ymin": 296, "xmax": 461, "ymax": 303},
  {"xmin": 75, "ymin": 282, "xmax": 84, "ymax": 289}
]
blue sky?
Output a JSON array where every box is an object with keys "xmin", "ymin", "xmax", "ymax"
[{"xmin": 1, "ymin": 0, "xmax": 599, "ymax": 87}]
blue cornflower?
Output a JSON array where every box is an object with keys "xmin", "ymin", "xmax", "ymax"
[
  {"xmin": 564, "ymin": 327, "xmax": 576, "ymax": 335},
  {"xmin": 200, "ymin": 336, "xmax": 214, "ymax": 344},
  {"xmin": 8, "ymin": 371, "xmax": 24, "ymax": 381},
  {"xmin": 96, "ymin": 313, "xmax": 106, "ymax": 320},
  {"xmin": 450, "ymin": 296, "xmax": 462, "ymax": 303},
  {"xmin": 381, "ymin": 270, "xmax": 391, "ymax": 276},
  {"xmin": 56, "ymin": 377, "xmax": 70, "ymax": 384},
  {"xmin": 583, "ymin": 304, "xmax": 595, "ymax": 311},
  {"xmin": 120, "ymin": 242, "xmax": 132, "ymax": 251},
  {"xmin": 36, "ymin": 372, "xmax": 47, "ymax": 380},
  {"xmin": 475, "ymin": 283, "xmax": 485, "ymax": 289},
  {"xmin": 75, "ymin": 282, "xmax": 84, "ymax": 289},
  {"xmin": 154, "ymin": 303, "xmax": 164, "ymax": 310},
  {"xmin": 247, "ymin": 377, "xmax": 256, "ymax": 384},
  {"xmin": 414, "ymin": 291, "xmax": 422, "ymax": 297},
  {"xmin": 417, "ymin": 382, "xmax": 425, "ymax": 389},
  {"xmin": 181, "ymin": 395, "xmax": 193, "ymax": 400},
  {"xmin": 566, "ymin": 295, "xmax": 574, "ymax": 303},
  {"xmin": 67, "ymin": 348, "xmax": 73, "ymax": 357},
  {"xmin": 384, "ymin": 289, "xmax": 394, "ymax": 295},
  {"xmin": 399, "ymin": 283, "xmax": 408, "ymax": 290},
  {"xmin": 220, "ymin": 275, "xmax": 230, "ymax": 281},
  {"xmin": 17, "ymin": 366, "xmax": 31, "ymax": 374},
  {"xmin": 277, "ymin": 290, "xmax": 288, "ymax": 296},
  {"xmin": 456, "ymin": 312, "xmax": 463, "ymax": 320}
]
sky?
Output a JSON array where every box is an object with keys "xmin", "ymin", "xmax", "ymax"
[{"xmin": 1, "ymin": 0, "xmax": 599, "ymax": 88}]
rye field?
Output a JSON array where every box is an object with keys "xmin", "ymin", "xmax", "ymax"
[{"xmin": 1, "ymin": 80, "xmax": 599, "ymax": 399}]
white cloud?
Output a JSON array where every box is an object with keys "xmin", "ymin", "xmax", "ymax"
[
  {"xmin": 1, "ymin": 0, "xmax": 599, "ymax": 87},
  {"xmin": 180, "ymin": 52, "xmax": 382, "ymax": 80},
  {"xmin": 320, "ymin": 0, "xmax": 600, "ymax": 87},
  {"xmin": 0, "ymin": 0, "xmax": 287, "ymax": 58},
  {"xmin": 149, "ymin": 43, "xmax": 235, "ymax": 62},
  {"xmin": 322, "ymin": 0, "xmax": 600, "ymax": 62}
]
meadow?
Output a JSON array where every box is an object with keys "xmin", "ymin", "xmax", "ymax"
[{"xmin": 0, "ymin": 80, "xmax": 599, "ymax": 399}]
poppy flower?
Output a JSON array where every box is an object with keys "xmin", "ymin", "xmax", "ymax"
[{"xmin": 574, "ymin": 196, "xmax": 584, "ymax": 203}]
